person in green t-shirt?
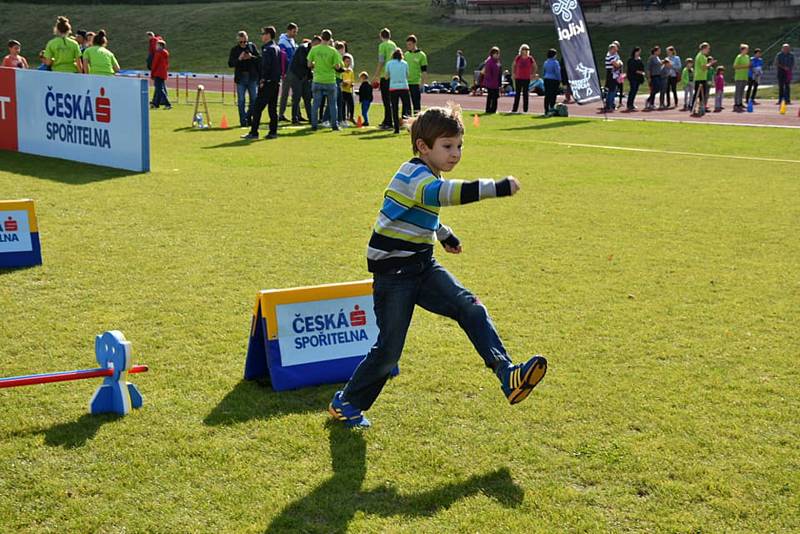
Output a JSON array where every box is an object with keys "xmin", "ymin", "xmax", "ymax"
[
  {"xmin": 81, "ymin": 30, "xmax": 120, "ymax": 76},
  {"xmin": 691, "ymin": 42, "xmax": 716, "ymax": 115},
  {"xmin": 732, "ymin": 43, "xmax": 750, "ymax": 111},
  {"xmin": 44, "ymin": 16, "xmax": 81, "ymax": 73},
  {"xmin": 373, "ymin": 28, "xmax": 397, "ymax": 129},
  {"xmin": 404, "ymin": 34, "xmax": 428, "ymax": 116},
  {"xmin": 308, "ymin": 29, "xmax": 343, "ymax": 131}
]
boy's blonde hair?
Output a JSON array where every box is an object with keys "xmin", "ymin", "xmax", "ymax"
[{"xmin": 409, "ymin": 103, "xmax": 464, "ymax": 154}]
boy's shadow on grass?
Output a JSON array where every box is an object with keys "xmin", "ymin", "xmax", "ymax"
[
  {"xmin": 41, "ymin": 413, "xmax": 121, "ymax": 449},
  {"xmin": 0, "ymin": 152, "xmax": 139, "ymax": 185},
  {"xmin": 203, "ymin": 380, "xmax": 339, "ymax": 426},
  {"xmin": 500, "ymin": 118, "xmax": 591, "ymax": 131},
  {"xmin": 265, "ymin": 423, "xmax": 523, "ymax": 533}
]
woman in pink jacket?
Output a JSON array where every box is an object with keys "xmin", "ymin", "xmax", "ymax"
[{"xmin": 482, "ymin": 47, "xmax": 502, "ymax": 114}]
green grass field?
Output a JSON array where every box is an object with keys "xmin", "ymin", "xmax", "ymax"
[
  {"xmin": 1, "ymin": 102, "xmax": 800, "ymax": 532},
  {"xmin": 4, "ymin": 1, "xmax": 798, "ymax": 81}
]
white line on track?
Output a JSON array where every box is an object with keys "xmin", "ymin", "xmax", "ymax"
[
  {"xmin": 479, "ymin": 137, "xmax": 800, "ymax": 164},
  {"xmin": 538, "ymin": 142, "xmax": 800, "ymax": 164}
]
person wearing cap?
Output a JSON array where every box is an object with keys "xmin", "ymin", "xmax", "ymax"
[
  {"xmin": 146, "ymin": 31, "xmax": 161, "ymax": 70},
  {"xmin": 242, "ymin": 26, "xmax": 282, "ymax": 140},
  {"xmin": 3, "ymin": 40, "xmax": 29, "ymax": 69},
  {"xmin": 150, "ymin": 39, "xmax": 171, "ymax": 109},
  {"xmin": 228, "ymin": 30, "xmax": 261, "ymax": 127}
]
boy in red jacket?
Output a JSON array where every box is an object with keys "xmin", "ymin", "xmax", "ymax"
[{"xmin": 150, "ymin": 40, "xmax": 171, "ymax": 109}]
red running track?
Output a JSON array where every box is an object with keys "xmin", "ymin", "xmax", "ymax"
[{"xmin": 142, "ymin": 75, "xmax": 799, "ymax": 128}]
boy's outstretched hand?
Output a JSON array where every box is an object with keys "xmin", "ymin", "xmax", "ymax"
[
  {"xmin": 444, "ymin": 243, "xmax": 462, "ymax": 254},
  {"xmin": 506, "ymin": 176, "xmax": 521, "ymax": 195}
]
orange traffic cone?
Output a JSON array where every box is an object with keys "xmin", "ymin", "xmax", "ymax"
[
  {"xmin": 220, "ymin": 114, "xmax": 229, "ymax": 129},
  {"xmin": 357, "ymin": 115, "xmax": 363, "ymax": 128},
  {"xmin": 473, "ymin": 114, "xmax": 480, "ymax": 128},
  {"xmin": 779, "ymin": 101, "xmax": 787, "ymax": 115}
]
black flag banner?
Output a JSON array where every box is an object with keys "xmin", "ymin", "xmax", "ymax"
[{"xmin": 549, "ymin": 0, "xmax": 602, "ymax": 104}]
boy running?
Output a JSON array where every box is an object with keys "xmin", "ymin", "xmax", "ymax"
[{"xmin": 329, "ymin": 104, "xmax": 547, "ymax": 428}]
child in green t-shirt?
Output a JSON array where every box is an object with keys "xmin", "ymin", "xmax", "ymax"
[{"xmin": 681, "ymin": 58, "xmax": 694, "ymax": 111}]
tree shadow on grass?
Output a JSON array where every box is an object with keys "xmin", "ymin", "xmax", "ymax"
[
  {"xmin": 499, "ymin": 118, "xmax": 592, "ymax": 131},
  {"xmin": 1, "ymin": 152, "xmax": 141, "ymax": 185},
  {"xmin": 203, "ymin": 380, "xmax": 339, "ymax": 426},
  {"xmin": 265, "ymin": 423, "xmax": 523, "ymax": 533},
  {"xmin": 42, "ymin": 412, "xmax": 121, "ymax": 449}
]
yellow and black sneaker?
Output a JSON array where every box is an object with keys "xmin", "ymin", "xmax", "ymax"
[{"xmin": 499, "ymin": 356, "xmax": 547, "ymax": 405}]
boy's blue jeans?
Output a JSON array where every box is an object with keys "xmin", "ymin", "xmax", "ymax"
[
  {"xmin": 360, "ymin": 100, "xmax": 371, "ymax": 124},
  {"xmin": 236, "ymin": 79, "xmax": 258, "ymax": 126},
  {"xmin": 342, "ymin": 258, "xmax": 512, "ymax": 411}
]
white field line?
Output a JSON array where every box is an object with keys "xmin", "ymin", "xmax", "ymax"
[
  {"xmin": 493, "ymin": 139, "xmax": 800, "ymax": 165},
  {"xmin": 544, "ymin": 142, "xmax": 800, "ymax": 164}
]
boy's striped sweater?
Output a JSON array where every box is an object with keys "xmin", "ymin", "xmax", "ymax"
[{"xmin": 367, "ymin": 158, "xmax": 512, "ymax": 273}]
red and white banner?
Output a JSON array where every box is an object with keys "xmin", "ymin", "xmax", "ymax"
[{"xmin": 0, "ymin": 67, "xmax": 149, "ymax": 172}]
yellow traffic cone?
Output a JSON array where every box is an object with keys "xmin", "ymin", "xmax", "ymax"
[
  {"xmin": 220, "ymin": 114, "xmax": 229, "ymax": 129},
  {"xmin": 473, "ymin": 114, "xmax": 480, "ymax": 128},
  {"xmin": 779, "ymin": 100, "xmax": 787, "ymax": 115}
]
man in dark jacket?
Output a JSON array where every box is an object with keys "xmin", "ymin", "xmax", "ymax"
[
  {"xmin": 281, "ymin": 36, "xmax": 319, "ymax": 124},
  {"xmin": 243, "ymin": 26, "xmax": 282, "ymax": 140},
  {"xmin": 228, "ymin": 30, "xmax": 260, "ymax": 127}
]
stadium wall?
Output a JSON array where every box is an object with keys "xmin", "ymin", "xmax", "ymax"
[{"xmin": 452, "ymin": 1, "xmax": 800, "ymax": 24}]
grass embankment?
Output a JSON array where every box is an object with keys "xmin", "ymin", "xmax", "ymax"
[
  {"xmin": 2, "ymin": 1, "xmax": 796, "ymax": 82},
  {"xmin": 1, "ymin": 104, "xmax": 799, "ymax": 531}
]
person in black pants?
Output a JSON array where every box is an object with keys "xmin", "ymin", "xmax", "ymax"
[
  {"xmin": 242, "ymin": 26, "xmax": 282, "ymax": 140},
  {"xmin": 542, "ymin": 48, "xmax": 560, "ymax": 115},
  {"xmin": 626, "ymin": 47, "xmax": 645, "ymax": 111},
  {"xmin": 645, "ymin": 45, "xmax": 662, "ymax": 110},
  {"xmin": 373, "ymin": 28, "xmax": 397, "ymax": 130},
  {"xmin": 386, "ymin": 48, "xmax": 412, "ymax": 134},
  {"xmin": 482, "ymin": 47, "xmax": 501, "ymax": 114},
  {"xmin": 285, "ymin": 35, "xmax": 320, "ymax": 123}
]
